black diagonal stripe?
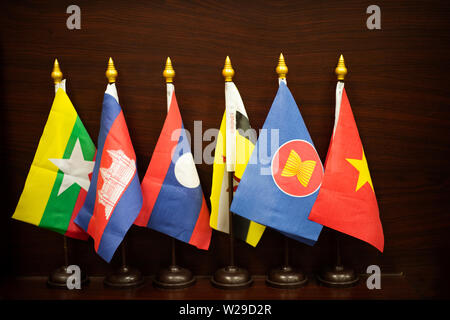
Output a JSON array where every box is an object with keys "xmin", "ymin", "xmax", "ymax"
[
  {"xmin": 232, "ymin": 213, "xmax": 251, "ymax": 242},
  {"xmin": 236, "ymin": 110, "xmax": 257, "ymax": 144}
]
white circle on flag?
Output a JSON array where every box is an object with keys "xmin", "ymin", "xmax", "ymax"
[{"xmin": 174, "ymin": 152, "xmax": 200, "ymax": 189}]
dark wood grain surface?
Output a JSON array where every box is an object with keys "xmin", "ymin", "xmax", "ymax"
[
  {"xmin": 1, "ymin": 0, "xmax": 449, "ymax": 299},
  {"xmin": 1, "ymin": 275, "xmax": 418, "ymax": 300}
]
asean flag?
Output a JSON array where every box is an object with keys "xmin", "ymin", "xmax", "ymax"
[
  {"xmin": 75, "ymin": 84, "xmax": 143, "ymax": 262},
  {"xmin": 308, "ymin": 83, "xmax": 384, "ymax": 252},
  {"xmin": 134, "ymin": 92, "xmax": 211, "ymax": 250},
  {"xmin": 230, "ymin": 81, "xmax": 324, "ymax": 245}
]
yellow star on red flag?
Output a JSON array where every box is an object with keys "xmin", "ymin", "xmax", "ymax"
[{"xmin": 346, "ymin": 150, "xmax": 374, "ymax": 192}]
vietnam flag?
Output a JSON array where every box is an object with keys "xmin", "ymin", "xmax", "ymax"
[{"xmin": 308, "ymin": 82, "xmax": 384, "ymax": 252}]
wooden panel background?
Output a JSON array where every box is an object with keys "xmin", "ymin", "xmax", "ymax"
[{"xmin": 1, "ymin": 0, "xmax": 449, "ymax": 298}]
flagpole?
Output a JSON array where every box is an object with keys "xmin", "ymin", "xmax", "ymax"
[
  {"xmin": 317, "ymin": 55, "xmax": 359, "ymax": 288},
  {"xmin": 47, "ymin": 59, "xmax": 88, "ymax": 288},
  {"xmin": 63, "ymin": 235, "xmax": 69, "ymax": 267},
  {"xmin": 211, "ymin": 56, "xmax": 252, "ymax": 289},
  {"xmin": 153, "ymin": 57, "xmax": 196, "ymax": 289},
  {"xmin": 266, "ymin": 53, "xmax": 308, "ymax": 289},
  {"xmin": 228, "ymin": 172, "xmax": 235, "ymax": 267},
  {"xmin": 284, "ymin": 237, "xmax": 289, "ymax": 266},
  {"xmin": 171, "ymin": 238, "xmax": 176, "ymax": 266},
  {"xmin": 102, "ymin": 57, "xmax": 144, "ymax": 288},
  {"xmin": 335, "ymin": 231, "xmax": 342, "ymax": 267}
]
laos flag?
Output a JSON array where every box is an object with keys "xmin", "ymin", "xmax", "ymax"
[
  {"xmin": 75, "ymin": 84, "xmax": 143, "ymax": 262},
  {"xmin": 230, "ymin": 81, "xmax": 323, "ymax": 245},
  {"xmin": 134, "ymin": 91, "xmax": 211, "ymax": 250}
]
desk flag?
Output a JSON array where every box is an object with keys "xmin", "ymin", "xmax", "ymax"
[
  {"xmin": 12, "ymin": 86, "xmax": 95, "ymax": 240},
  {"xmin": 75, "ymin": 84, "xmax": 143, "ymax": 262},
  {"xmin": 230, "ymin": 81, "xmax": 323, "ymax": 245},
  {"xmin": 134, "ymin": 91, "xmax": 211, "ymax": 250},
  {"xmin": 210, "ymin": 81, "xmax": 266, "ymax": 247},
  {"xmin": 308, "ymin": 83, "xmax": 384, "ymax": 252}
]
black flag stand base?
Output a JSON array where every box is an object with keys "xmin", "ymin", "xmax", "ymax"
[
  {"xmin": 153, "ymin": 238, "xmax": 196, "ymax": 289},
  {"xmin": 266, "ymin": 237, "xmax": 307, "ymax": 289},
  {"xmin": 103, "ymin": 265, "xmax": 144, "ymax": 288},
  {"xmin": 47, "ymin": 236, "xmax": 88, "ymax": 288},
  {"xmin": 104, "ymin": 241, "xmax": 144, "ymax": 288},
  {"xmin": 153, "ymin": 265, "xmax": 195, "ymax": 289},
  {"xmin": 211, "ymin": 172, "xmax": 253, "ymax": 290},
  {"xmin": 317, "ymin": 265, "xmax": 359, "ymax": 288},
  {"xmin": 317, "ymin": 231, "xmax": 359, "ymax": 288},
  {"xmin": 48, "ymin": 266, "xmax": 89, "ymax": 288},
  {"xmin": 211, "ymin": 265, "xmax": 252, "ymax": 290}
]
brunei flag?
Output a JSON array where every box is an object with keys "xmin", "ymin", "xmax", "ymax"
[
  {"xmin": 210, "ymin": 79, "xmax": 265, "ymax": 247},
  {"xmin": 12, "ymin": 85, "xmax": 95, "ymax": 240},
  {"xmin": 75, "ymin": 82, "xmax": 143, "ymax": 262},
  {"xmin": 230, "ymin": 81, "xmax": 323, "ymax": 245},
  {"xmin": 308, "ymin": 82, "xmax": 384, "ymax": 252},
  {"xmin": 134, "ymin": 90, "xmax": 211, "ymax": 250}
]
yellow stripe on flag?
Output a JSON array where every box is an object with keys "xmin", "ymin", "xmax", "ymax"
[
  {"xmin": 13, "ymin": 88, "xmax": 78, "ymax": 226},
  {"xmin": 235, "ymin": 125, "xmax": 266, "ymax": 246},
  {"xmin": 246, "ymin": 221, "xmax": 266, "ymax": 247},
  {"xmin": 210, "ymin": 114, "xmax": 226, "ymax": 230},
  {"xmin": 210, "ymin": 112, "xmax": 266, "ymax": 246},
  {"xmin": 234, "ymin": 131, "xmax": 254, "ymax": 179}
]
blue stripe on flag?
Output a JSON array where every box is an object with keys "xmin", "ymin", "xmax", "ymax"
[
  {"xmin": 147, "ymin": 125, "xmax": 203, "ymax": 244},
  {"xmin": 75, "ymin": 93, "xmax": 122, "ymax": 231}
]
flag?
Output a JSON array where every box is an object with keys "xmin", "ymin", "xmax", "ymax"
[
  {"xmin": 74, "ymin": 84, "xmax": 143, "ymax": 262},
  {"xmin": 12, "ymin": 87, "xmax": 95, "ymax": 240},
  {"xmin": 134, "ymin": 90, "xmax": 211, "ymax": 250},
  {"xmin": 210, "ymin": 81, "xmax": 265, "ymax": 247},
  {"xmin": 308, "ymin": 83, "xmax": 384, "ymax": 251},
  {"xmin": 230, "ymin": 81, "xmax": 324, "ymax": 245}
]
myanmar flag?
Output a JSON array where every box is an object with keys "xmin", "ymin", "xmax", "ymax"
[
  {"xmin": 210, "ymin": 81, "xmax": 265, "ymax": 247},
  {"xmin": 13, "ymin": 88, "xmax": 95, "ymax": 240},
  {"xmin": 308, "ymin": 83, "xmax": 384, "ymax": 252}
]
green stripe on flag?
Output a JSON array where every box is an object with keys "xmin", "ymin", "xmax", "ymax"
[{"xmin": 39, "ymin": 117, "xmax": 95, "ymax": 234}]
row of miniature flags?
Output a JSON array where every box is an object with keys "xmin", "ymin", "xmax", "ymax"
[{"xmin": 12, "ymin": 56, "xmax": 384, "ymax": 263}]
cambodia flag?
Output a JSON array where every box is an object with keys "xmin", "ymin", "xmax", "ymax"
[
  {"xmin": 230, "ymin": 81, "xmax": 323, "ymax": 245},
  {"xmin": 308, "ymin": 83, "xmax": 384, "ymax": 252},
  {"xmin": 75, "ymin": 84, "xmax": 143, "ymax": 262},
  {"xmin": 134, "ymin": 92, "xmax": 211, "ymax": 250}
]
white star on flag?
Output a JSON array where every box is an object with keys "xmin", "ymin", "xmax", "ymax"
[{"xmin": 49, "ymin": 139, "xmax": 95, "ymax": 196}]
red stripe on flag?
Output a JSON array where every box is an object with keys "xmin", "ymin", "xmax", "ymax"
[
  {"xmin": 66, "ymin": 152, "xmax": 96, "ymax": 240},
  {"xmin": 188, "ymin": 196, "xmax": 212, "ymax": 250},
  {"xmin": 65, "ymin": 188, "xmax": 89, "ymax": 240},
  {"xmin": 87, "ymin": 111, "xmax": 137, "ymax": 252},
  {"xmin": 134, "ymin": 94, "xmax": 182, "ymax": 226}
]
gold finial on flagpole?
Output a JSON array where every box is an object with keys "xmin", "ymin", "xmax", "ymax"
[
  {"xmin": 276, "ymin": 53, "xmax": 288, "ymax": 80},
  {"xmin": 222, "ymin": 56, "xmax": 234, "ymax": 82},
  {"xmin": 106, "ymin": 57, "xmax": 118, "ymax": 83},
  {"xmin": 335, "ymin": 54, "xmax": 347, "ymax": 81},
  {"xmin": 51, "ymin": 59, "xmax": 63, "ymax": 84},
  {"xmin": 163, "ymin": 57, "xmax": 175, "ymax": 83}
]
